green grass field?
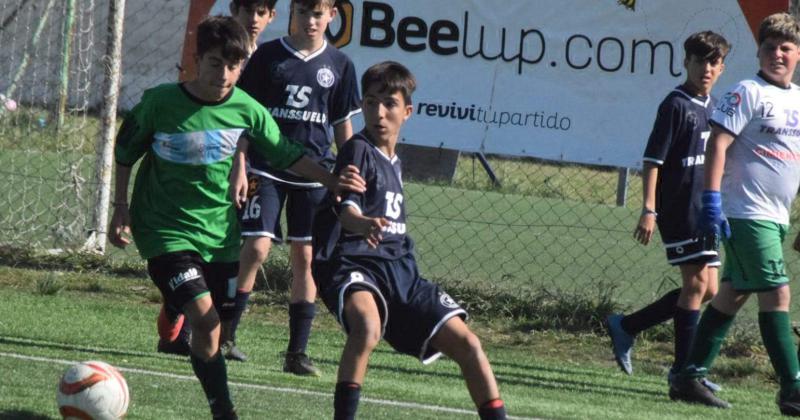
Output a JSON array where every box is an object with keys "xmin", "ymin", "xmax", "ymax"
[{"xmin": 0, "ymin": 266, "xmax": 795, "ymax": 419}]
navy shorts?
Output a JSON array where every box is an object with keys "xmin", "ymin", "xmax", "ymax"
[
  {"xmin": 147, "ymin": 251, "xmax": 239, "ymax": 321},
  {"xmin": 314, "ymin": 254, "xmax": 467, "ymax": 364},
  {"xmin": 239, "ymin": 174, "xmax": 327, "ymax": 243},
  {"xmin": 662, "ymin": 236, "xmax": 721, "ymax": 267}
]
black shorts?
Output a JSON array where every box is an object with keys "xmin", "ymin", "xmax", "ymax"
[
  {"xmin": 147, "ymin": 251, "xmax": 239, "ymax": 321},
  {"xmin": 314, "ymin": 254, "xmax": 467, "ymax": 364},
  {"xmin": 662, "ymin": 237, "xmax": 721, "ymax": 267},
  {"xmin": 238, "ymin": 174, "xmax": 327, "ymax": 243}
]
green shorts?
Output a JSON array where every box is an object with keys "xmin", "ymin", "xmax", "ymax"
[{"xmin": 721, "ymin": 218, "xmax": 789, "ymax": 292}]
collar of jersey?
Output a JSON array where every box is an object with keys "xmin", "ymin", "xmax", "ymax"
[
  {"xmin": 757, "ymin": 71, "xmax": 793, "ymax": 90},
  {"xmin": 280, "ymin": 37, "xmax": 328, "ymax": 62},
  {"xmin": 178, "ymin": 83, "xmax": 234, "ymax": 106}
]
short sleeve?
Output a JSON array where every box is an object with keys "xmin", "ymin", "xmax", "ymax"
[
  {"xmin": 330, "ymin": 58, "xmax": 362, "ymax": 126},
  {"xmin": 335, "ymin": 139, "xmax": 370, "ymax": 213},
  {"xmin": 643, "ymin": 98, "xmax": 681, "ymax": 165},
  {"xmin": 246, "ymin": 99, "xmax": 305, "ymax": 170},
  {"xmin": 114, "ymin": 90, "xmax": 155, "ymax": 166},
  {"xmin": 711, "ymin": 82, "xmax": 757, "ymax": 136}
]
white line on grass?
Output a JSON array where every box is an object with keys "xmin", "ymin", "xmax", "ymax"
[{"xmin": 0, "ymin": 350, "xmax": 537, "ymax": 420}]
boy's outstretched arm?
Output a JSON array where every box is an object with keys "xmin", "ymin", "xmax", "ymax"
[
  {"xmin": 634, "ymin": 162, "xmax": 659, "ymax": 245},
  {"xmin": 339, "ymin": 206, "xmax": 389, "ymax": 248},
  {"xmin": 229, "ymin": 137, "xmax": 249, "ymax": 209},
  {"xmin": 288, "ymin": 157, "xmax": 366, "ymax": 200},
  {"xmin": 333, "ymin": 120, "xmax": 353, "ymax": 149},
  {"xmin": 109, "ymin": 164, "xmax": 133, "ymax": 248}
]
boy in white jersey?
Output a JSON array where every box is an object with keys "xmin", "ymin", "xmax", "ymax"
[{"xmin": 669, "ymin": 13, "xmax": 800, "ymax": 416}]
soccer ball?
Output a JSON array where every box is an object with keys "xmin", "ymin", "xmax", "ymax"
[{"xmin": 56, "ymin": 361, "xmax": 129, "ymax": 420}]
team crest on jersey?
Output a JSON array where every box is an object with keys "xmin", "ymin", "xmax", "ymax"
[
  {"xmin": 270, "ymin": 61, "xmax": 288, "ymax": 85},
  {"xmin": 317, "ymin": 67, "xmax": 335, "ymax": 88},
  {"xmin": 439, "ymin": 292, "xmax": 459, "ymax": 309},
  {"xmin": 686, "ymin": 111, "xmax": 697, "ymax": 129}
]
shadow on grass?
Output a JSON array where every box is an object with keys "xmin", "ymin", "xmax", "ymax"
[
  {"xmin": 0, "ymin": 411, "xmax": 54, "ymax": 420},
  {"xmin": 0, "ymin": 336, "xmax": 185, "ymax": 361},
  {"xmin": 312, "ymin": 353, "xmax": 664, "ymax": 401}
]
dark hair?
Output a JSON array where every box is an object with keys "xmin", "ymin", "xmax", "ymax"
[
  {"xmin": 361, "ymin": 61, "xmax": 416, "ymax": 105},
  {"xmin": 231, "ymin": 0, "xmax": 278, "ymax": 11},
  {"xmin": 196, "ymin": 16, "xmax": 250, "ymax": 62},
  {"xmin": 759, "ymin": 13, "xmax": 800, "ymax": 46},
  {"xmin": 683, "ymin": 31, "xmax": 730, "ymax": 62},
  {"xmin": 291, "ymin": 0, "xmax": 335, "ymax": 9}
]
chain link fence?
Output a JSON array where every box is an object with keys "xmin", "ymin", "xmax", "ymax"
[{"xmin": 2, "ymin": 0, "xmax": 800, "ymax": 315}]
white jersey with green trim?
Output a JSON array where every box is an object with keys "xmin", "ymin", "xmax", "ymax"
[{"xmin": 710, "ymin": 74, "xmax": 800, "ymax": 225}]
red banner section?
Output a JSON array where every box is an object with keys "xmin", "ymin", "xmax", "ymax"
[
  {"xmin": 179, "ymin": 0, "xmax": 216, "ymax": 82},
  {"xmin": 738, "ymin": 0, "xmax": 790, "ymax": 42}
]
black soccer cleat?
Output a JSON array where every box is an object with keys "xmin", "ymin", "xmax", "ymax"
[
  {"xmin": 157, "ymin": 331, "xmax": 191, "ymax": 356},
  {"xmin": 283, "ymin": 351, "xmax": 321, "ymax": 376},
  {"xmin": 778, "ymin": 389, "xmax": 800, "ymax": 416},
  {"xmin": 212, "ymin": 409, "xmax": 238, "ymax": 420},
  {"xmin": 221, "ymin": 340, "xmax": 248, "ymax": 362},
  {"xmin": 669, "ymin": 376, "xmax": 731, "ymax": 409}
]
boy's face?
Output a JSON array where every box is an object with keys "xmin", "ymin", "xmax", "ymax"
[
  {"xmin": 289, "ymin": 2, "xmax": 336, "ymax": 42},
  {"xmin": 362, "ymin": 85, "xmax": 412, "ymax": 145},
  {"xmin": 193, "ymin": 47, "xmax": 244, "ymax": 101},
  {"xmin": 683, "ymin": 54, "xmax": 724, "ymax": 95},
  {"xmin": 758, "ymin": 37, "xmax": 800, "ymax": 84},
  {"xmin": 230, "ymin": 3, "xmax": 275, "ymax": 44}
]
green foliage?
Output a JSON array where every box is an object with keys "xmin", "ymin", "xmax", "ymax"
[{"xmin": 34, "ymin": 272, "xmax": 64, "ymax": 295}]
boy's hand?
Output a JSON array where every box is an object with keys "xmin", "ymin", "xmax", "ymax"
[
  {"xmin": 109, "ymin": 204, "xmax": 132, "ymax": 248},
  {"xmin": 362, "ymin": 217, "xmax": 390, "ymax": 248},
  {"xmin": 633, "ymin": 211, "xmax": 656, "ymax": 245},
  {"xmin": 333, "ymin": 165, "xmax": 366, "ymax": 202},
  {"xmin": 229, "ymin": 150, "xmax": 248, "ymax": 209}
]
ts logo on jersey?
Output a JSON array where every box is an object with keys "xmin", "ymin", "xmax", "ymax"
[{"xmin": 285, "ymin": 85, "xmax": 312, "ymax": 108}]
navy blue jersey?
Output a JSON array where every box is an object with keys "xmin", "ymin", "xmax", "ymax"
[
  {"xmin": 238, "ymin": 38, "xmax": 362, "ymax": 186},
  {"xmin": 313, "ymin": 132, "xmax": 413, "ymax": 261},
  {"xmin": 643, "ymin": 85, "xmax": 715, "ymax": 241}
]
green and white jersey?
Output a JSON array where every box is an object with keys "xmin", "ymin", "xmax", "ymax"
[
  {"xmin": 115, "ymin": 83, "xmax": 304, "ymax": 262},
  {"xmin": 710, "ymin": 74, "xmax": 800, "ymax": 225}
]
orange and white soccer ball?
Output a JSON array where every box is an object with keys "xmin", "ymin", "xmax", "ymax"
[{"xmin": 56, "ymin": 361, "xmax": 129, "ymax": 420}]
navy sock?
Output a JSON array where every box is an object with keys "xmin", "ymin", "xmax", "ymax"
[
  {"xmin": 478, "ymin": 399, "xmax": 507, "ymax": 420},
  {"xmin": 620, "ymin": 288, "xmax": 681, "ymax": 336},
  {"xmin": 334, "ymin": 381, "xmax": 361, "ymax": 420},
  {"xmin": 672, "ymin": 307, "xmax": 700, "ymax": 371},
  {"xmin": 229, "ymin": 290, "xmax": 250, "ymax": 342},
  {"xmin": 190, "ymin": 351, "xmax": 233, "ymax": 416},
  {"xmin": 288, "ymin": 301, "xmax": 315, "ymax": 354}
]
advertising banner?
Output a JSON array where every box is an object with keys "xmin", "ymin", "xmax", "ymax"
[{"xmin": 184, "ymin": 0, "xmax": 787, "ymax": 168}]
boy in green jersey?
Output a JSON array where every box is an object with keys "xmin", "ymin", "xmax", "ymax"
[{"xmin": 109, "ymin": 16, "xmax": 364, "ymax": 419}]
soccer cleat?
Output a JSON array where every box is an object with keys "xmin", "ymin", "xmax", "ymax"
[
  {"xmin": 668, "ymin": 368, "xmax": 722, "ymax": 393},
  {"xmin": 283, "ymin": 352, "xmax": 321, "ymax": 377},
  {"xmin": 221, "ymin": 341, "xmax": 248, "ymax": 362},
  {"xmin": 212, "ymin": 409, "xmax": 238, "ymax": 420},
  {"xmin": 669, "ymin": 376, "xmax": 731, "ymax": 409},
  {"xmin": 605, "ymin": 314, "xmax": 634, "ymax": 375},
  {"xmin": 778, "ymin": 389, "xmax": 800, "ymax": 416},
  {"xmin": 157, "ymin": 332, "xmax": 191, "ymax": 356}
]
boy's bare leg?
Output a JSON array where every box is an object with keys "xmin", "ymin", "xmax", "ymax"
[
  {"xmin": 431, "ymin": 317, "xmax": 501, "ymax": 407},
  {"xmin": 284, "ymin": 241, "xmax": 321, "ymax": 375},
  {"xmin": 334, "ymin": 290, "xmax": 382, "ymax": 420},
  {"xmin": 183, "ymin": 295, "xmax": 235, "ymax": 418}
]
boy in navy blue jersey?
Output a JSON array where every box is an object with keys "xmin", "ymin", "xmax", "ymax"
[
  {"xmin": 605, "ymin": 31, "xmax": 730, "ymax": 384},
  {"xmin": 229, "ymin": 0, "xmax": 361, "ymax": 373},
  {"xmin": 312, "ymin": 61, "xmax": 506, "ymax": 420}
]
